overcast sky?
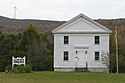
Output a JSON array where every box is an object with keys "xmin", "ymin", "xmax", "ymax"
[{"xmin": 0, "ymin": 0, "xmax": 125, "ymax": 21}]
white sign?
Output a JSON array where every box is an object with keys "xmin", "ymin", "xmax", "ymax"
[{"xmin": 12, "ymin": 56, "xmax": 26, "ymax": 68}]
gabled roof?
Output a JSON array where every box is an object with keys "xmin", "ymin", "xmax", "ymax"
[{"xmin": 52, "ymin": 13, "xmax": 111, "ymax": 34}]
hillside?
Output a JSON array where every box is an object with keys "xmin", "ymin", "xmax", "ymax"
[
  {"xmin": 0, "ymin": 15, "xmax": 125, "ymax": 33},
  {"xmin": 0, "ymin": 15, "xmax": 65, "ymax": 33}
]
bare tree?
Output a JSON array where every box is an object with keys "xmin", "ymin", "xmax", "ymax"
[{"xmin": 101, "ymin": 51, "xmax": 110, "ymax": 72}]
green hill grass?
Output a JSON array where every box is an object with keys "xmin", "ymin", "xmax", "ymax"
[{"xmin": 0, "ymin": 71, "xmax": 124, "ymax": 83}]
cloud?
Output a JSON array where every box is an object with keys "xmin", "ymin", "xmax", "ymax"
[{"xmin": 0, "ymin": 0, "xmax": 125, "ymax": 21}]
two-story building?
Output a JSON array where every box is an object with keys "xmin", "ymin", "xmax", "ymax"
[{"xmin": 52, "ymin": 14, "xmax": 111, "ymax": 72}]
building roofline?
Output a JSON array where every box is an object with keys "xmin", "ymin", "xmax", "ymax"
[
  {"xmin": 52, "ymin": 13, "xmax": 111, "ymax": 34},
  {"xmin": 53, "ymin": 32, "xmax": 111, "ymax": 34}
]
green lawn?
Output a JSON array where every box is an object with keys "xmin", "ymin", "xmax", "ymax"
[{"xmin": 0, "ymin": 71, "xmax": 125, "ymax": 83}]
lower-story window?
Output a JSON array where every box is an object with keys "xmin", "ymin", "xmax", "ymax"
[
  {"xmin": 95, "ymin": 52, "xmax": 99, "ymax": 61},
  {"xmin": 64, "ymin": 51, "xmax": 68, "ymax": 61}
]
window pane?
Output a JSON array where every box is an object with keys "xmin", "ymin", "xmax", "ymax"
[
  {"xmin": 95, "ymin": 36, "xmax": 99, "ymax": 44},
  {"xmin": 95, "ymin": 52, "xmax": 99, "ymax": 60},
  {"xmin": 64, "ymin": 36, "xmax": 69, "ymax": 44},
  {"xmin": 64, "ymin": 51, "xmax": 68, "ymax": 61}
]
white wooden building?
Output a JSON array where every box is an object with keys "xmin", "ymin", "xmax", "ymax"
[{"xmin": 52, "ymin": 14, "xmax": 111, "ymax": 72}]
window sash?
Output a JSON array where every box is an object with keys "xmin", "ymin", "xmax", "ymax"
[
  {"xmin": 95, "ymin": 52, "xmax": 99, "ymax": 60},
  {"xmin": 64, "ymin": 51, "xmax": 68, "ymax": 61},
  {"xmin": 64, "ymin": 36, "xmax": 69, "ymax": 44},
  {"xmin": 95, "ymin": 36, "xmax": 99, "ymax": 44}
]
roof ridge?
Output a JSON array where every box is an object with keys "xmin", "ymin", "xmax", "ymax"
[{"xmin": 52, "ymin": 13, "xmax": 111, "ymax": 34}]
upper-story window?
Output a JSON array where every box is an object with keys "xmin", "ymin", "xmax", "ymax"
[
  {"xmin": 95, "ymin": 36, "xmax": 100, "ymax": 44},
  {"xmin": 64, "ymin": 36, "xmax": 69, "ymax": 44}
]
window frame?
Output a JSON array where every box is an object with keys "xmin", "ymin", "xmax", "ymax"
[
  {"xmin": 64, "ymin": 36, "xmax": 69, "ymax": 44},
  {"xmin": 63, "ymin": 51, "xmax": 69, "ymax": 61},
  {"xmin": 95, "ymin": 52, "xmax": 99, "ymax": 61},
  {"xmin": 95, "ymin": 36, "xmax": 100, "ymax": 44}
]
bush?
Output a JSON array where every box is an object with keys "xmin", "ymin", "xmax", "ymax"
[
  {"xmin": 5, "ymin": 66, "xmax": 12, "ymax": 73},
  {"xmin": 24, "ymin": 65, "xmax": 32, "ymax": 73},
  {"xmin": 13, "ymin": 65, "xmax": 25, "ymax": 73},
  {"xmin": 5, "ymin": 66, "xmax": 12, "ymax": 71},
  {"xmin": 13, "ymin": 65, "xmax": 32, "ymax": 73}
]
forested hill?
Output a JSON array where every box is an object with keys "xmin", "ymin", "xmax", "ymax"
[
  {"xmin": 0, "ymin": 15, "xmax": 65, "ymax": 33},
  {"xmin": 0, "ymin": 15, "xmax": 125, "ymax": 33}
]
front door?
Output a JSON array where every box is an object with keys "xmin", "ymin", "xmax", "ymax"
[{"xmin": 76, "ymin": 50, "xmax": 87, "ymax": 68}]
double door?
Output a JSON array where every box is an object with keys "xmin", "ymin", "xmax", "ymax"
[{"xmin": 76, "ymin": 50, "xmax": 87, "ymax": 68}]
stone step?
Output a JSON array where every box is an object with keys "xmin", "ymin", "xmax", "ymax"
[{"xmin": 75, "ymin": 68, "xmax": 90, "ymax": 72}]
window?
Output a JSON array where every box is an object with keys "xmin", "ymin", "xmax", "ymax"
[
  {"xmin": 95, "ymin": 36, "xmax": 100, "ymax": 44},
  {"xmin": 64, "ymin": 51, "xmax": 68, "ymax": 61},
  {"xmin": 95, "ymin": 52, "xmax": 99, "ymax": 61},
  {"xmin": 76, "ymin": 51, "xmax": 78, "ymax": 54},
  {"xmin": 64, "ymin": 36, "xmax": 69, "ymax": 44},
  {"xmin": 85, "ymin": 51, "xmax": 87, "ymax": 54}
]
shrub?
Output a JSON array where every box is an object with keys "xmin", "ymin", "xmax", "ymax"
[
  {"xmin": 13, "ymin": 65, "xmax": 32, "ymax": 73},
  {"xmin": 13, "ymin": 65, "xmax": 25, "ymax": 73},
  {"xmin": 24, "ymin": 65, "xmax": 32, "ymax": 73},
  {"xmin": 4, "ymin": 66, "xmax": 12, "ymax": 74},
  {"xmin": 5, "ymin": 66, "xmax": 12, "ymax": 71}
]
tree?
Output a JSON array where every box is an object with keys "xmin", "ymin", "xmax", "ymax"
[
  {"xmin": 101, "ymin": 51, "xmax": 109, "ymax": 67},
  {"xmin": 109, "ymin": 28, "xmax": 125, "ymax": 73},
  {"xmin": 101, "ymin": 51, "xmax": 109, "ymax": 72},
  {"xmin": 16, "ymin": 24, "xmax": 53, "ymax": 71},
  {"xmin": 0, "ymin": 32, "xmax": 18, "ymax": 71}
]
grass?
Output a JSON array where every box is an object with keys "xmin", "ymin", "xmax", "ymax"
[{"xmin": 0, "ymin": 71, "xmax": 125, "ymax": 83}]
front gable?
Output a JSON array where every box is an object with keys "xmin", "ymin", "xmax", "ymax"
[{"xmin": 52, "ymin": 14, "xmax": 111, "ymax": 34}]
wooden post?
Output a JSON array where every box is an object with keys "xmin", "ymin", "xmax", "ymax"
[{"xmin": 115, "ymin": 28, "xmax": 119, "ymax": 74}]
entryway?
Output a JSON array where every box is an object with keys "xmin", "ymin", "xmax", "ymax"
[{"xmin": 75, "ymin": 50, "xmax": 88, "ymax": 71}]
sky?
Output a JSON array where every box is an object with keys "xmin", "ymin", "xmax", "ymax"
[{"xmin": 0, "ymin": 0, "xmax": 125, "ymax": 21}]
